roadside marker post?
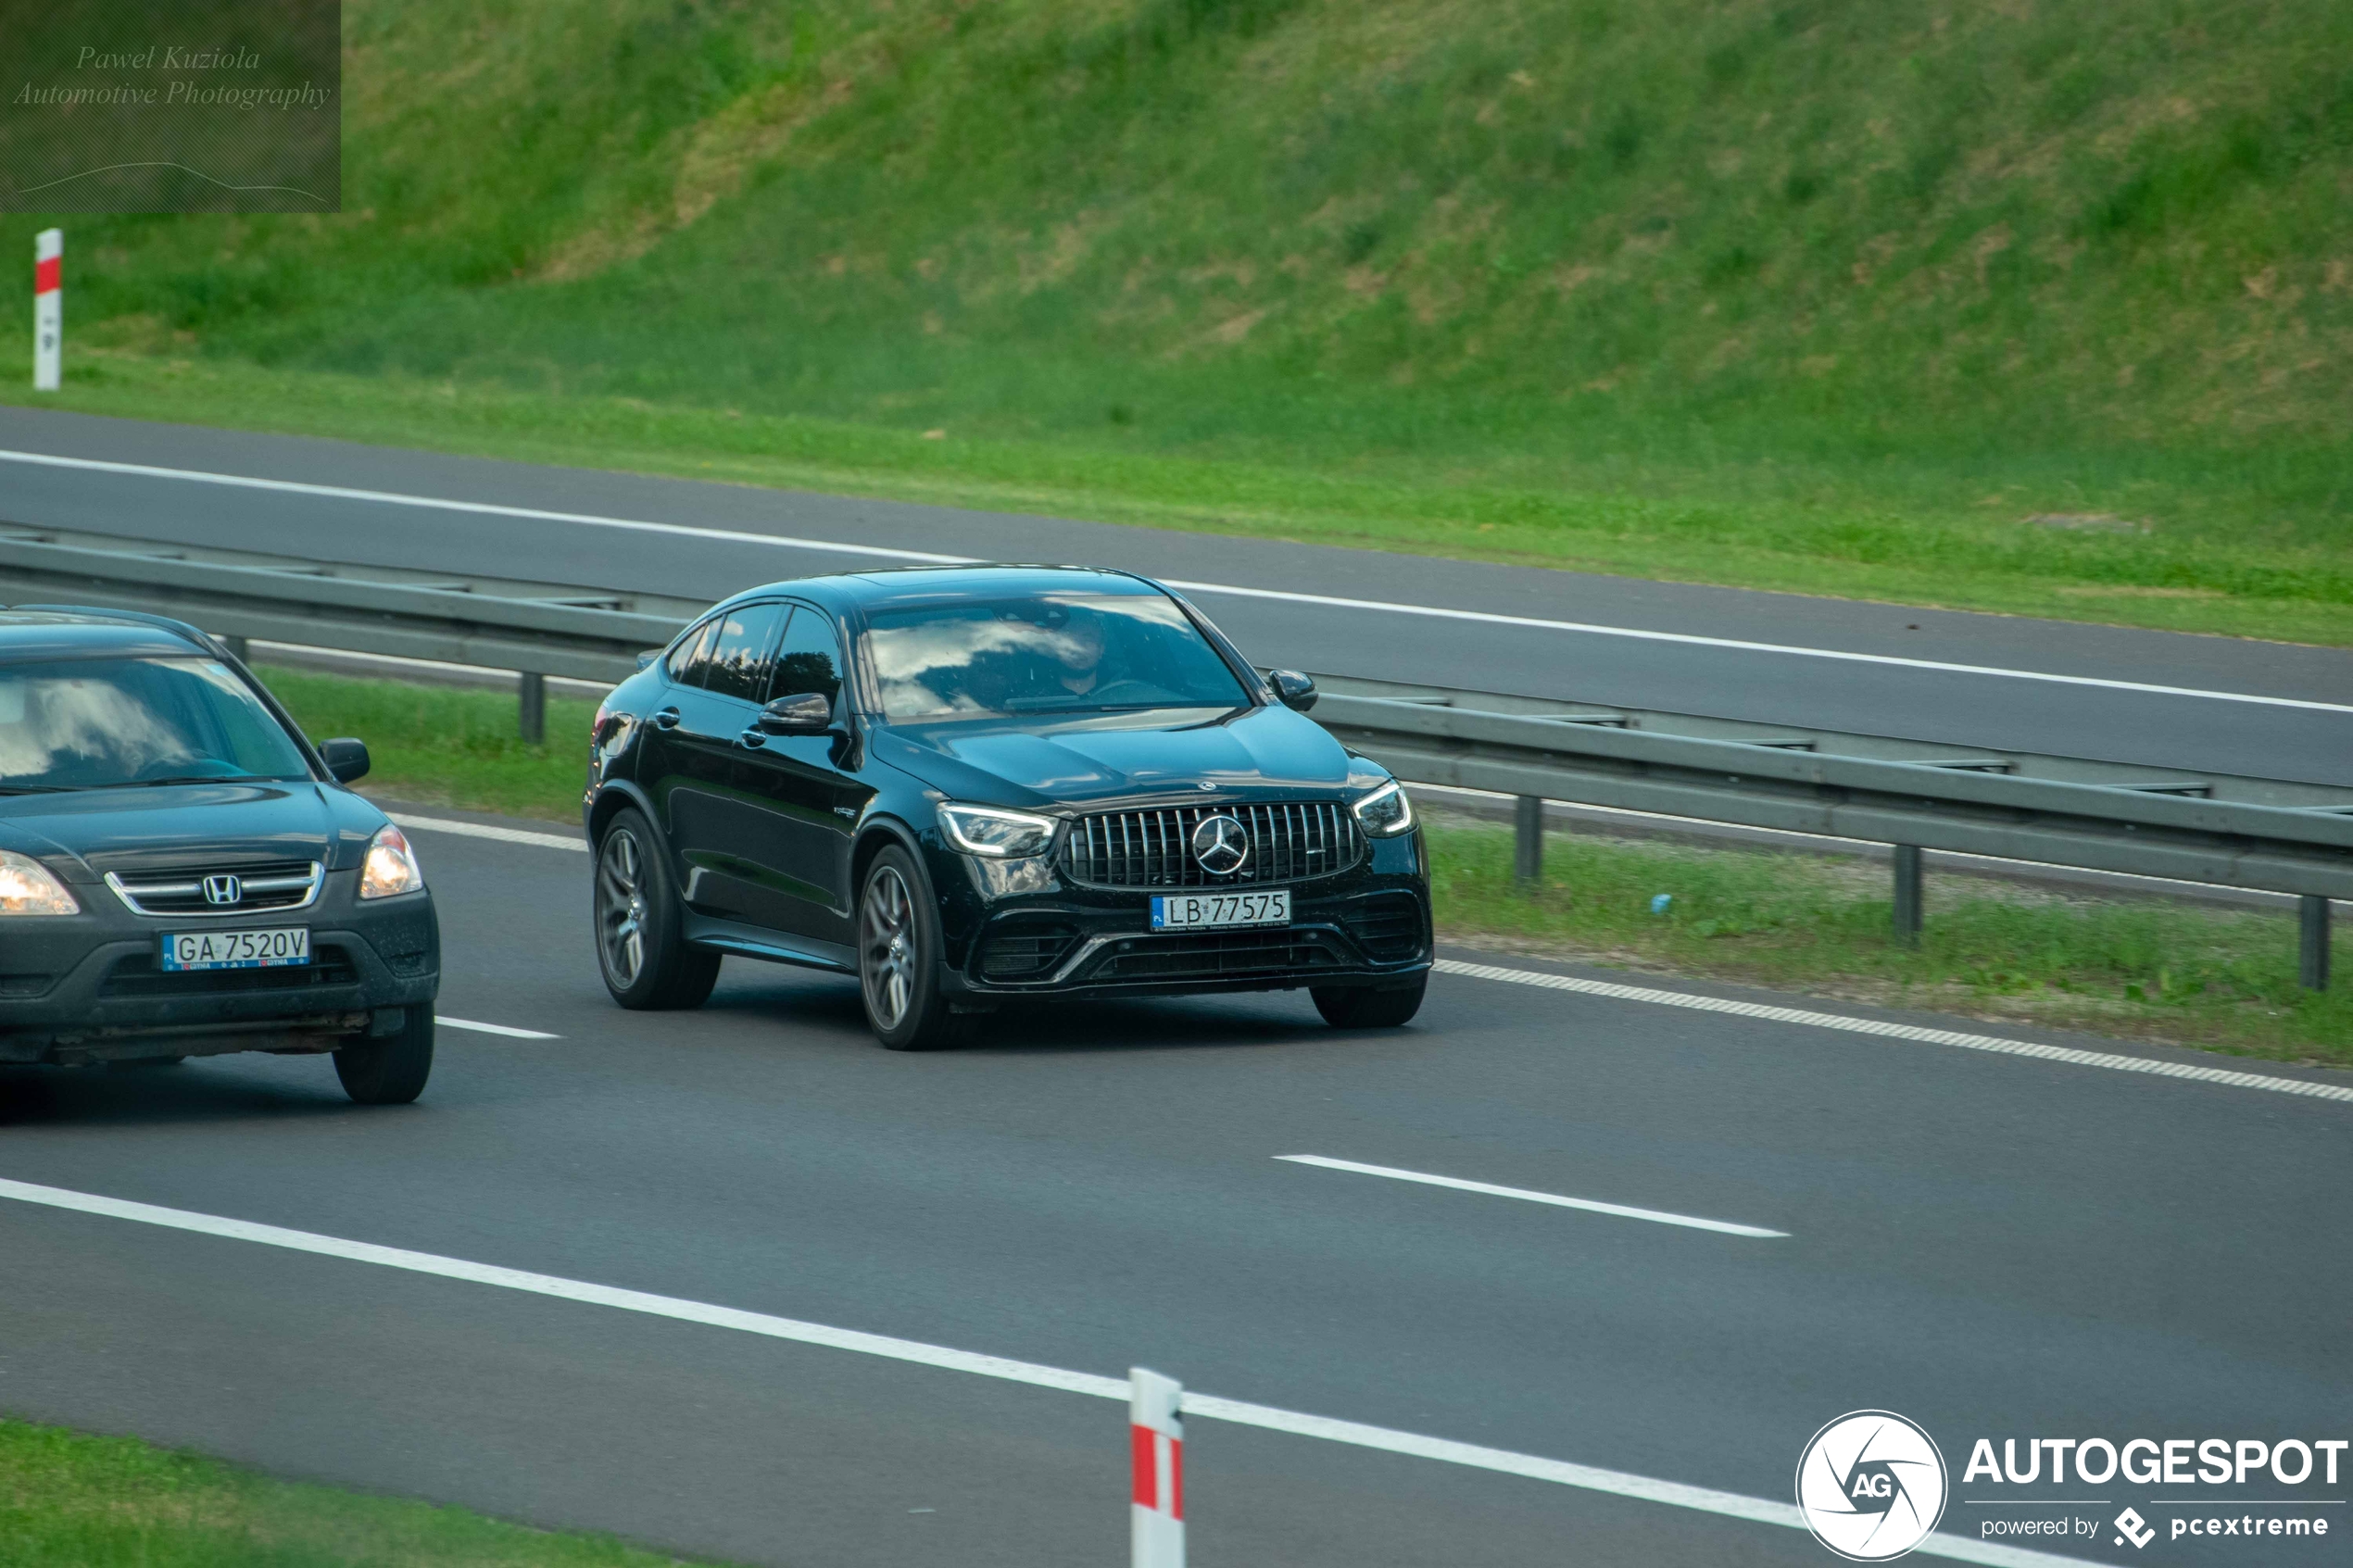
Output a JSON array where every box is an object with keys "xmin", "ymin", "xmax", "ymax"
[
  {"xmin": 1512, "ymin": 794, "xmax": 1543, "ymax": 885},
  {"xmin": 519, "ymin": 670, "xmax": 547, "ymax": 742},
  {"xmin": 1892, "ymin": 843, "xmax": 1924, "ymax": 946},
  {"xmin": 1130, "ymin": 1367, "xmax": 1185, "ymax": 1568},
  {"xmin": 33, "ymin": 230, "xmax": 61, "ymax": 391}
]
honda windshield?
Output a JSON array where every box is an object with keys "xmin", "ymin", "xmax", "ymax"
[
  {"xmin": 862, "ymin": 594, "xmax": 1251, "ymax": 721},
  {"xmin": 0, "ymin": 657, "xmax": 311, "ymax": 790}
]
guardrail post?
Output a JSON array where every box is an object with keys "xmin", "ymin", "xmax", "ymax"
[
  {"xmin": 1130, "ymin": 1367, "xmax": 1184, "ymax": 1568},
  {"xmin": 221, "ymin": 635, "xmax": 249, "ymax": 663},
  {"xmin": 1892, "ymin": 845, "xmax": 1923, "ymax": 946},
  {"xmin": 1513, "ymin": 796, "xmax": 1544, "ymax": 887},
  {"xmin": 519, "ymin": 671, "xmax": 546, "ymax": 744},
  {"xmin": 2301, "ymin": 896, "xmax": 2331, "ymax": 991}
]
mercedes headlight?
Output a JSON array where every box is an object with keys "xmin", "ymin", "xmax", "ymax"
[
  {"xmin": 0, "ymin": 849, "xmax": 79, "ymax": 915},
  {"xmin": 359, "ymin": 824, "xmax": 425, "ymax": 899},
  {"xmin": 1351, "ymin": 779, "xmax": 1415, "ymax": 837},
  {"xmin": 937, "ymin": 803, "xmax": 1057, "ymax": 859}
]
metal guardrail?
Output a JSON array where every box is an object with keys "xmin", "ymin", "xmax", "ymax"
[
  {"xmin": 1307, "ymin": 674, "xmax": 2349, "ymax": 989},
  {"xmin": 0, "ymin": 524, "xmax": 705, "ymax": 736},
  {"xmin": 0, "ymin": 529, "xmax": 2338, "ymax": 987}
]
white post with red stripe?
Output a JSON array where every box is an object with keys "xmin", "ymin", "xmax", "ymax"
[
  {"xmin": 33, "ymin": 230, "xmax": 61, "ymax": 392},
  {"xmin": 1129, "ymin": 1366, "xmax": 1184, "ymax": 1568}
]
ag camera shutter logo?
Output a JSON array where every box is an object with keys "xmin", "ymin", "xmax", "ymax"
[{"xmin": 1795, "ymin": 1411, "xmax": 1949, "ymax": 1561}]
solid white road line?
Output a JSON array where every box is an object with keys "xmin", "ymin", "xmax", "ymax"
[
  {"xmin": 251, "ymin": 640, "xmax": 612, "ymax": 696},
  {"xmin": 1435, "ymin": 959, "xmax": 2353, "ymax": 1105},
  {"xmin": 0, "ymin": 1176, "xmax": 2085, "ymax": 1567},
  {"xmin": 1156, "ymin": 581, "xmax": 2353, "ymax": 715},
  {"xmin": 435, "ymin": 1017, "xmax": 560, "ymax": 1040},
  {"xmin": 391, "ymin": 813, "xmax": 588, "ymax": 852},
  {"xmin": 389, "ymin": 811, "xmax": 2347, "ymax": 1107},
  {"xmin": 4, "ymin": 446, "xmax": 2343, "ymax": 715},
  {"xmin": 1275, "ymin": 1154, "xmax": 1787, "ymax": 1238},
  {"xmin": 0, "ymin": 447, "xmax": 969, "ymax": 561}
]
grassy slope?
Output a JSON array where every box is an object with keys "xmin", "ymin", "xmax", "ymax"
[
  {"xmin": 259, "ymin": 665, "xmax": 2349, "ymax": 1066},
  {"xmin": 3, "ymin": 2, "xmax": 2349, "ymax": 640},
  {"xmin": 0, "ymin": 1418, "xmax": 719, "ymax": 1568}
]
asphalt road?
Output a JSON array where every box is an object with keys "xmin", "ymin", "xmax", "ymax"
[
  {"xmin": 3, "ymin": 810, "xmax": 2347, "ymax": 1567},
  {"xmin": 1, "ymin": 407, "xmax": 2349, "ymax": 784}
]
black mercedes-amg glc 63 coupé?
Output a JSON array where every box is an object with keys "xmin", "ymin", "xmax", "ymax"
[{"xmin": 585, "ymin": 567, "xmax": 1430, "ymax": 1048}]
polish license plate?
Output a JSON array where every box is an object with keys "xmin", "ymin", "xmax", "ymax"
[
  {"xmin": 1151, "ymin": 889, "xmax": 1290, "ymax": 931},
  {"xmin": 160, "ymin": 928, "xmax": 311, "ymax": 971}
]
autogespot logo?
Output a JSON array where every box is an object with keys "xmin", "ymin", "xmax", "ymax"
[{"xmin": 1796, "ymin": 1411, "xmax": 1950, "ymax": 1562}]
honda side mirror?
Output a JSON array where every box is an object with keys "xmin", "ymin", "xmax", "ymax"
[
  {"xmin": 319, "ymin": 737, "xmax": 371, "ymax": 784},
  {"xmin": 1268, "ymin": 670, "xmax": 1318, "ymax": 712},
  {"xmin": 758, "ymin": 694, "xmax": 833, "ymax": 734}
]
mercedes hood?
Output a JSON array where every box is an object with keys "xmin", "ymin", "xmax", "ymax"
[{"xmin": 872, "ymin": 703, "xmax": 1377, "ymax": 809}]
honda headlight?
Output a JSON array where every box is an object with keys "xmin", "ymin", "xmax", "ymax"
[
  {"xmin": 937, "ymin": 803, "xmax": 1057, "ymax": 859},
  {"xmin": 0, "ymin": 849, "xmax": 79, "ymax": 915},
  {"xmin": 359, "ymin": 824, "xmax": 425, "ymax": 899},
  {"xmin": 1351, "ymin": 779, "xmax": 1415, "ymax": 837}
]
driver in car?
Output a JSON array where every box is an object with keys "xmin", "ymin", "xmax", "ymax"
[{"xmin": 1046, "ymin": 605, "xmax": 1108, "ymax": 698}]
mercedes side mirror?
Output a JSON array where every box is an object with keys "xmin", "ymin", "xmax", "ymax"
[
  {"xmin": 319, "ymin": 737, "xmax": 371, "ymax": 784},
  {"xmin": 1268, "ymin": 670, "xmax": 1318, "ymax": 712},
  {"xmin": 635, "ymin": 649, "xmax": 661, "ymax": 672},
  {"xmin": 757, "ymin": 693, "xmax": 833, "ymax": 734}
]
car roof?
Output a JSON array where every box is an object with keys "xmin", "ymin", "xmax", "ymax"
[
  {"xmin": 723, "ymin": 564, "xmax": 1167, "ymax": 616},
  {"xmin": 0, "ymin": 608, "xmax": 214, "ymax": 661}
]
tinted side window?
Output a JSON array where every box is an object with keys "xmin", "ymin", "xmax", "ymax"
[
  {"xmin": 666, "ymin": 618, "xmax": 719, "ymax": 685},
  {"xmin": 769, "ymin": 607, "xmax": 845, "ymax": 710},
  {"xmin": 702, "ymin": 603, "xmax": 787, "ymax": 703}
]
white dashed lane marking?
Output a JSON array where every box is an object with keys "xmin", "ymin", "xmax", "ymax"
[
  {"xmin": 1276, "ymin": 1154, "xmax": 1787, "ymax": 1238},
  {"xmin": 436, "ymin": 1017, "xmax": 560, "ymax": 1040}
]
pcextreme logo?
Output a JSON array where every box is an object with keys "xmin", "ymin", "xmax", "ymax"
[{"xmin": 1796, "ymin": 1411, "xmax": 1950, "ymax": 1562}]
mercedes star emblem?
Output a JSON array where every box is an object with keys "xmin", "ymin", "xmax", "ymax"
[{"xmin": 1190, "ymin": 814, "xmax": 1250, "ymax": 875}]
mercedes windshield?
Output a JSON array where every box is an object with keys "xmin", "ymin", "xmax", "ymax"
[{"xmin": 861, "ymin": 594, "xmax": 1251, "ymax": 721}]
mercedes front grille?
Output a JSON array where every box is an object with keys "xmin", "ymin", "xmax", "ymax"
[{"xmin": 1062, "ymin": 802, "xmax": 1363, "ymax": 889}]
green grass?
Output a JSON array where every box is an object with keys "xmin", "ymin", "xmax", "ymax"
[
  {"xmin": 4, "ymin": 1, "xmax": 2350, "ymax": 642},
  {"xmin": 1428, "ymin": 815, "xmax": 2350, "ymax": 1066},
  {"xmin": 260, "ymin": 663, "xmax": 2349, "ymax": 1066},
  {"xmin": 0, "ymin": 1417, "xmax": 721, "ymax": 1568},
  {"xmin": 259, "ymin": 664, "xmax": 598, "ymax": 823}
]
